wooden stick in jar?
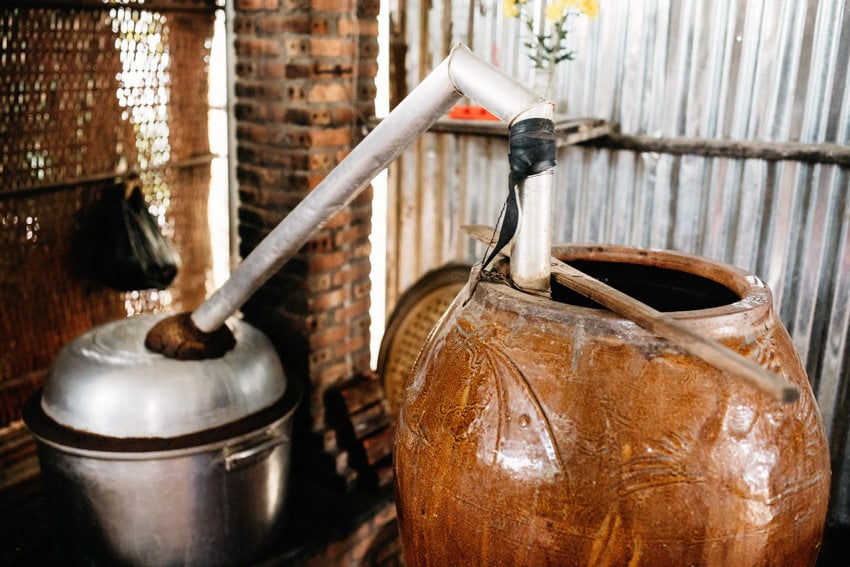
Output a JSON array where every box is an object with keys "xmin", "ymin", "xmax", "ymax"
[{"xmin": 462, "ymin": 224, "xmax": 800, "ymax": 404}]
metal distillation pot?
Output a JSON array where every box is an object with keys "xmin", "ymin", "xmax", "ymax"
[{"xmin": 25, "ymin": 314, "xmax": 299, "ymax": 566}]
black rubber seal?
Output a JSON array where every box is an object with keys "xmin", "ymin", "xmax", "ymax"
[{"xmin": 481, "ymin": 117, "xmax": 557, "ymax": 270}]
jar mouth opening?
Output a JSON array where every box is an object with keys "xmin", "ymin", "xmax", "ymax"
[
  {"xmin": 492, "ymin": 245, "xmax": 766, "ymax": 315},
  {"xmin": 550, "ymin": 259, "xmax": 740, "ymax": 312}
]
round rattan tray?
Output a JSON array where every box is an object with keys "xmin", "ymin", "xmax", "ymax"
[{"xmin": 377, "ymin": 263, "xmax": 471, "ymax": 416}]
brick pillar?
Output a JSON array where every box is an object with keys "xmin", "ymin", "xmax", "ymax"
[{"xmin": 233, "ymin": 0, "xmax": 380, "ymax": 433}]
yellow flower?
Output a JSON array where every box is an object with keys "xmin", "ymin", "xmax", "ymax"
[
  {"xmin": 503, "ymin": 0, "xmax": 521, "ymax": 18},
  {"xmin": 545, "ymin": 0, "xmax": 600, "ymax": 22},
  {"xmin": 545, "ymin": 0, "xmax": 566, "ymax": 22},
  {"xmin": 576, "ymin": 0, "xmax": 600, "ymax": 19}
]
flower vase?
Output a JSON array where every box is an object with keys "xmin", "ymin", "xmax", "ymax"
[{"xmin": 532, "ymin": 66, "xmax": 563, "ymax": 115}]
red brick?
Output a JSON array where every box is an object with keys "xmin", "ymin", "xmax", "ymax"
[
  {"xmin": 237, "ymin": 101, "xmax": 289, "ymax": 122},
  {"xmin": 284, "ymin": 38, "xmax": 310, "ymax": 56},
  {"xmin": 353, "ymin": 280, "xmax": 371, "ymax": 299},
  {"xmin": 307, "ymin": 272, "xmax": 332, "ymax": 292},
  {"xmin": 333, "ymin": 261, "xmax": 371, "ymax": 287},
  {"xmin": 358, "ymin": 36, "xmax": 380, "ymax": 58},
  {"xmin": 310, "ymin": 127, "xmax": 353, "ymax": 148},
  {"xmin": 309, "ymin": 287, "xmax": 350, "ymax": 312},
  {"xmin": 239, "ymin": 203, "xmax": 286, "ymax": 228},
  {"xmin": 284, "ymin": 63, "xmax": 311, "ymax": 79},
  {"xmin": 357, "ymin": 81, "xmax": 377, "ymax": 101},
  {"xmin": 232, "ymin": 16, "xmax": 256, "ymax": 34},
  {"xmin": 306, "ymin": 233, "xmax": 334, "ymax": 253},
  {"xmin": 352, "ymin": 314, "xmax": 371, "ymax": 333},
  {"xmin": 352, "ymin": 241, "xmax": 371, "ymax": 259},
  {"xmin": 256, "ymin": 14, "xmax": 310, "ymax": 34},
  {"xmin": 334, "ymin": 223, "xmax": 370, "ymax": 248},
  {"xmin": 310, "ymin": 37, "xmax": 356, "ymax": 57},
  {"xmin": 314, "ymin": 361, "xmax": 350, "ymax": 386},
  {"xmin": 334, "ymin": 297, "xmax": 370, "ymax": 323},
  {"xmin": 337, "ymin": 18, "xmax": 357, "ymax": 35},
  {"xmin": 236, "ymin": 163, "xmax": 286, "ymax": 187},
  {"xmin": 324, "ymin": 208, "xmax": 352, "ymax": 229},
  {"xmin": 312, "ymin": 0, "xmax": 353, "ymax": 11},
  {"xmin": 332, "ymin": 106, "xmax": 356, "ymax": 123},
  {"xmin": 234, "ymin": 38, "xmax": 279, "ymax": 57},
  {"xmin": 277, "ymin": 171, "xmax": 314, "ymax": 192},
  {"xmin": 335, "ymin": 148, "xmax": 352, "ymax": 162},
  {"xmin": 358, "ymin": 0, "xmax": 380, "ymax": 16},
  {"xmin": 258, "ymin": 60, "xmax": 288, "ymax": 79},
  {"xmin": 258, "ymin": 149, "xmax": 311, "ymax": 169},
  {"xmin": 282, "ymin": 0, "xmax": 311, "ymax": 9},
  {"xmin": 237, "ymin": 122, "xmax": 277, "ymax": 145},
  {"xmin": 284, "ymin": 107, "xmax": 332, "ymax": 126},
  {"xmin": 349, "ymin": 184, "xmax": 373, "ymax": 207},
  {"xmin": 235, "ymin": 80, "xmax": 283, "ymax": 99},
  {"xmin": 235, "ymin": 0, "xmax": 279, "ymax": 10},
  {"xmin": 308, "ymin": 83, "xmax": 352, "ymax": 103},
  {"xmin": 358, "ymin": 60, "xmax": 379, "ymax": 78},
  {"xmin": 281, "ymin": 107, "xmax": 311, "ymax": 125},
  {"xmin": 235, "ymin": 61, "xmax": 256, "ymax": 77},
  {"xmin": 307, "ymin": 173, "xmax": 326, "ymax": 189},
  {"xmin": 283, "ymin": 129, "xmax": 312, "ymax": 148},
  {"xmin": 351, "ymin": 351, "xmax": 371, "ymax": 375},
  {"xmin": 309, "ymin": 151, "xmax": 337, "ymax": 170},
  {"xmin": 286, "ymin": 84, "xmax": 307, "ymax": 102},
  {"xmin": 310, "ymin": 346, "xmax": 332, "ymax": 366},
  {"xmin": 339, "ymin": 18, "xmax": 379, "ymax": 36},
  {"xmin": 311, "ymin": 18, "xmax": 331, "ymax": 35},
  {"xmin": 313, "ymin": 62, "xmax": 354, "ymax": 78},
  {"xmin": 308, "ymin": 250, "xmax": 347, "ymax": 274}
]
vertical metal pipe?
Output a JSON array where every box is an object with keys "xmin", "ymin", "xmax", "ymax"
[
  {"xmin": 224, "ymin": 1, "xmax": 240, "ymax": 273},
  {"xmin": 449, "ymin": 47, "xmax": 555, "ymax": 293},
  {"xmin": 514, "ymin": 169, "xmax": 554, "ymax": 292}
]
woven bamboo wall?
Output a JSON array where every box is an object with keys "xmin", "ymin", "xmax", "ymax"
[{"xmin": 0, "ymin": 2, "xmax": 216, "ymax": 491}]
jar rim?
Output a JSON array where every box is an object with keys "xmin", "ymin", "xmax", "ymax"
[{"xmin": 474, "ymin": 244, "xmax": 773, "ymax": 337}]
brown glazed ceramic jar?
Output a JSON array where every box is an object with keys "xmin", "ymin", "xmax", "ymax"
[{"xmin": 394, "ymin": 245, "xmax": 830, "ymax": 567}]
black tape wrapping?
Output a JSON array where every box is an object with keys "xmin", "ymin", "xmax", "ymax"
[{"xmin": 481, "ymin": 118, "xmax": 557, "ymax": 271}]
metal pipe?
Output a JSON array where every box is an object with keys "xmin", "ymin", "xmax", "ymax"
[
  {"xmin": 192, "ymin": 44, "xmax": 554, "ymax": 332},
  {"xmin": 224, "ymin": 0, "xmax": 241, "ymax": 274},
  {"xmin": 513, "ymin": 170, "xmax": 554, "ymax": 292},
  {"xmin": 449, "ymin": 48, "xmax": 555, "ymax": 293},
  {"xmin": 446, "ymin": 47, "xmax": 553, "ymax": 126}
]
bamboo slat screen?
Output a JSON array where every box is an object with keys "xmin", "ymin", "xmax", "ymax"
[
  {"xmin": 0, "ymin": 2, "xmax": 216, "ymax": 488},
  {"xmin": 386, "ymin": 0, "xmax": 850, "ymax": 525}
]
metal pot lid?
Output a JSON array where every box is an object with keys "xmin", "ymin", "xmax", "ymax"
[{"xmin": 41, "ymin": 314, "xmax": 286, "ymax": 439}]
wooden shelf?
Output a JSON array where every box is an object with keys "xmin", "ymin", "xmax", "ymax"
[
  {"xmin": 425, "ymin": 115, "xmax": 613, "ymax": 147},
  {"xmin": 366, "ymin": 116, "xmax": 613, "ymax": 147}
]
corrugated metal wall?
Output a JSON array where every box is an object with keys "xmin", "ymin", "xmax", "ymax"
[{"xmin": 386, "ymin": 0, "xmax": 850, "ymax": 524}]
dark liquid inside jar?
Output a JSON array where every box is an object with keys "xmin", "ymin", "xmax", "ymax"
[{"xmin": 551, "ymin": 261, "xmax": 740, "ymax": 312}]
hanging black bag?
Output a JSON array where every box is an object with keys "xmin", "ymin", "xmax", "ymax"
[{"xmin": 95, "ymin": 176, "xmax": 180, "ymax": 291}]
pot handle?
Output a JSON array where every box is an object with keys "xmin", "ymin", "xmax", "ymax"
[{"xmin": 224, "ymin": 433, "xmax": 289, "ymax": 471}]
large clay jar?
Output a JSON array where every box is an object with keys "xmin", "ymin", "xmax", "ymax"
[{"xmin": 394, "ymin": 245, "xmax": 830, "ymax": 567}]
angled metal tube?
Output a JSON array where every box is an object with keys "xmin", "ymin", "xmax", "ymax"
[{"xmin": 192, "ymin": 44, "xmax": 554, "ymax": 332}]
